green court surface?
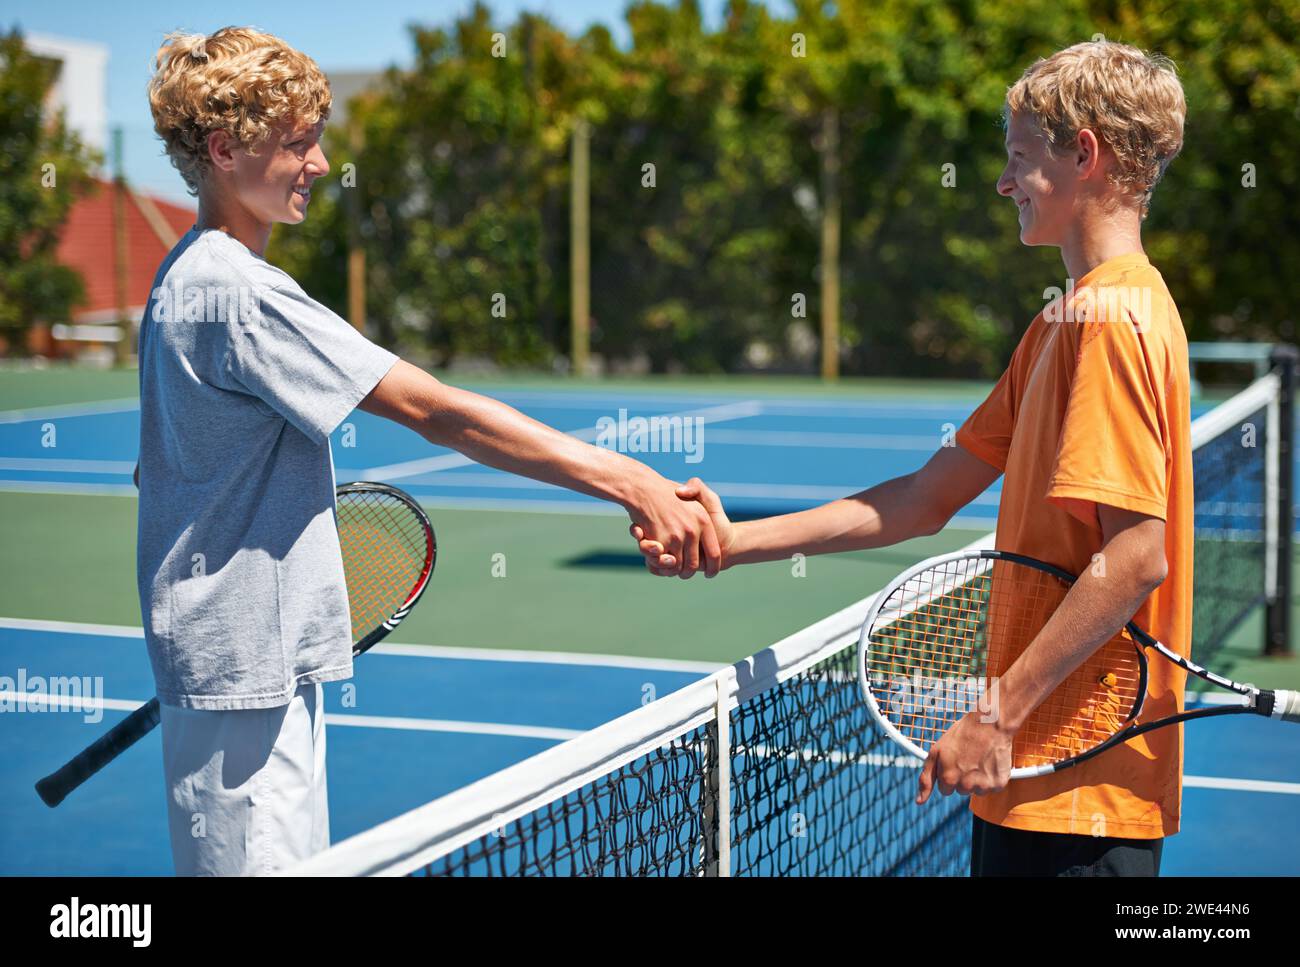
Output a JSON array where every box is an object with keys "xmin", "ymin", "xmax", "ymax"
[
  {"xmin": 0, "ymin": 359, "xmax": 998, "ymax": 410},
  {"xmin": 0, "ymin": 489, "xmax": 976, "ymax": 664},
  {"xmin": 0, "ymin": 364, "xmax": 140, "ymax": 411},
  {"xmin": 2, "ymin": 363, "xmax": 1295, "ymax": 679},
  {"xmin": 3, "ymin": 490, "xmax": 1296, "ymax": 681},
  {"xmin": 0, "ymin": 359, "xmax": 1241, "ymax": 410}
]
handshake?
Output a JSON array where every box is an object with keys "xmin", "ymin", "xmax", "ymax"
[{"xmin": 623, "ymin": 475, "xmax": 732, "ymax": 579}]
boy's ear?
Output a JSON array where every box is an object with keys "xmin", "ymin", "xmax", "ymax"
[
  {"xmin": 206, "ymin": 130, "xmax": 238, "ymax": 173},
  {"xmin": 1074, "ymin": 128, "xmax": 1104, "ymax": 179}
]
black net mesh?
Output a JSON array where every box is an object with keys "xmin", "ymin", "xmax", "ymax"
[
  {"xmin": 729, "ymin": 645, "xmax": 970, "ymax": 875},
  {"xmin": 299, "ymin": 376, "xmax": 1288, "ymax": 878},
  {"xmin": 419, "ymin": 724, "xmax": 717, "ymax": 876},
  {"xmin": 1190, "ymin": 402, "xmax": 1270, "ymax": 666}
]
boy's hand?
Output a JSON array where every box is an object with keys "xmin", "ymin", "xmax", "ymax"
[
  {"xmin": 915, "ymin": 708, "xmax": 1016, "ymax": 803},
  {"xmin": 632, "ymin": 477, "xmax": 734, "ymax": 577},
  {"xmin": 624, "ymin": 475, "xmax": 722, "ymax": 578}
]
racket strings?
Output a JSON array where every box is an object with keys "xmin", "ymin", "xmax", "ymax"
[
  {"xmin": 865, "ymin": 557, "xmax": 1142, "ymax": 769},
  {"xmin": 337, "ymin": 491, "xmax": 432, "ymax": 642}
]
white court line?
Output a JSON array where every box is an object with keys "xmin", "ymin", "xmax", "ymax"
[
  {"xmin": 701, "ymin": 429, "xmax": 943, "ymax": 450},
  {"xmin": 324, "ymin": 713, "xmax": 581, "ymax": 742},
  {"xmin": 371, "ymin": 642, "xmax": 719, "ymax": 674},
  {"xmin": 361, "ymin": 473, "xmax": 1002, "ymax": 509},
  {"xmin": 12, "ymin": 692, "xmax": 1297, "ymax": 792},
  {"xmin": 1191, "ymin": 692, "xmax": 1254, "ymax": 707},
  {"xmin": 377, "ymin": 495, "xmax": 629, "ymax": 516},
  {"xmin": 1184, "ymin": 775, "xmax": 1300, "ymax": 795},
  {"xmin": 0, "ymin": 481, "xmax": 137, "ymax": 497},
  {"xmin": 0, "ymin": 616, "xmax": 722, "ymax": 674},
  {"xmin": 0, "ymin": 397, "xmax": 140, "ymax": 425},
  {"xmin": 477, "ymin": 391, "xmax": 985, "ymax": 414},
  {"xmin": 0, "ymin": 617, "xmax": 145, "ymax": 639},
  {"xmin": 0, "ymin": 693, "xmax": 143, "ymax": 715},
  {"xmin": 471, "ymin": 390, "xmax": 755, "ymax": 408},
  {"xmin": 0, "ymin": 458, "xmax": 134, "ymax": 474},
  {"xmin": 0, "ymin": 691, "xmax": 583, "ymax": 741},
  {"xmin": 746, "ymin": 401, "xmax": 982, "ymax": 417},
  {"xmin": 360, "ymin": 399, "xmax": 764, "ymax": 480},
  {"xmin": 0, "ymin": 480, "xmax": 1005, "ymax": 527}
]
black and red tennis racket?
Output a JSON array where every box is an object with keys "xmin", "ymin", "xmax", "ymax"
[
  {"xmin": 857, "ymin": 548, "xmax": 1300, "ymax": 778},
  {"xmin": 35, "ymin": 481, "xmax": 435, "ymax": 807}
]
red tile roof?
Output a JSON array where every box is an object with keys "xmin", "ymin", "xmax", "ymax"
[{"xmin": 55, "ymin": 178, "xmax": 195, "ymax": 323}]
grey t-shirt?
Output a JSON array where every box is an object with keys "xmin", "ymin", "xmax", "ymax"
[{"xmin": 137, "ymin": 228, "xmax": 398, "ymax": 710}]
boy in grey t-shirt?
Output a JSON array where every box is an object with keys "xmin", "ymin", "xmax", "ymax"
[{"xmin": 144, "ymin": 27, "xmax": 719, "ymax": 874}]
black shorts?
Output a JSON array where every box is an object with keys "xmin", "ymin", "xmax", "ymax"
[{"xmin": 970, "ymin": 814, "xmax": 1163, "ymax": 877}]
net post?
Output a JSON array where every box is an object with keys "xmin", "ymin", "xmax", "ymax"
[
  {"xmin": 1267, "ymin": 344, "xmax": 1297, "ymax": 655},
  {"xmin": 702, "ymin": 670, "xmax": 733, "ymax": 877}
]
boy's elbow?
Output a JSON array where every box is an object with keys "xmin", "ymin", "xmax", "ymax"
[
  {"xmin": 912, "ymin": 483, "xmax": 953, "ymax": 537},
  {"xmin": 1124, "ymin": 545, "xmax": 1168, "ymax": 596},
  {"xmin": 1141, "ymin": 551, "xmax": 1169, "ymax": 593},
  {"xmin": 918, "ymin": 509, "xmax": 948, "ymax": 537}
]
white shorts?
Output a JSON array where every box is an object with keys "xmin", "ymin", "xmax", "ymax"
[{"xmin": 159, "ymin": 682, "xmax": 330, "ymax": 875}]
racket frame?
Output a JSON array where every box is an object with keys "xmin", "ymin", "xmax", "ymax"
[
  {"xmin": 35, "ymin": 482, "xmax": 436, "ymax": 808},
  {"xmin": 335, "ymin": 481, "xmax": 437, "ymax": 657},
  {"xmin": 856, "ymin": 547, "xmax": 1281, "ymax": 779}
]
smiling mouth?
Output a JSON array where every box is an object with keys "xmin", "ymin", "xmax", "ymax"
[
  {"xmin": 293, "ymin": 186, "xmax": 311, "ymax": 200},
  {"xmin": 1016, "ymin": 199, "xmax": 1029, "ymax": 213}
]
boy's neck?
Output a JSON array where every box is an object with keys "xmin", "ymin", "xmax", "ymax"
[
  {"xmin": 194, "ymin": 192, "xmax": 271, "ymax": 257},
  {"xmin": 1058, "ymin": 203, "xmax": 1146, "ymax": 282}
]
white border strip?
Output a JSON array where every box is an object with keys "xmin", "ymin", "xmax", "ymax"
[
  {"xmin": 325, "ymin": 713, "xmax": 581, "ymax": 742},
  {"xmin": 0, "ymin": 481, "xmax": 138, "ymax": 497},
  {"xmin": 0, "ymin": 617, "xmax": 721, "ymax": 674},
  {"xmin": 1184, "ymin": 775, "xmax": 1300, "ymax": 795},
  {"xmin": 1266, "ymin": 384, "xmax": 1281, "ymax": 600},
  {"xmin": 0, "ymin": 458, "xmax": 134, "ymax": 474},
  {"xmin": 287, "ymin": 530, "xmax": 997, "ymax": 876},
  {"xmin": 0, "ymin": 397, "xmax": 139, "ymax": 425},
  {"xmin": 362, "ymin": 400, "xmax": 763, "ymax": 481},
  {"xmin": 1189, "ymin": 372, "xmax": 1279, "ymax": 448}
]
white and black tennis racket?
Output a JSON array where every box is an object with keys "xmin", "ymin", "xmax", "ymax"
[
  {"xmin": 857, "ymin": 548, "xmax": 1300, "ymax": 778},
  {"xmin": 35, "ymin": 481, "xmax": 436, "ymax": 807}
]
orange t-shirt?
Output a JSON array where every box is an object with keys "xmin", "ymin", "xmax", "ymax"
[{"xmin": 955, "ymin": 252, "xmax": 1193, "ymax": 839}]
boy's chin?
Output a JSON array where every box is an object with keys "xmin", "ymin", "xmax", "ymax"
[{"xmin": 1018, "ymin": 225, "xmax": 1054, "ymax": 247}]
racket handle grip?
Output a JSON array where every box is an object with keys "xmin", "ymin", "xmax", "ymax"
[
  {"xmin": 1269, "ymin": 689, "xmax": 1300, "ymax": 724},
  {"xmin": 35, "ymin": 697, "xmax": 162, "ymax": 807}
]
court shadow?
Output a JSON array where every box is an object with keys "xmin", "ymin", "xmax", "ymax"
[{"xmin": 560, "ymin": 551, "xmax": 652, "ymax": 569}]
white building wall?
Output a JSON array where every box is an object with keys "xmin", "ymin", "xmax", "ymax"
[{"xmin": 23, "ymin": 32, "xmax": 110, "ymax": 156}]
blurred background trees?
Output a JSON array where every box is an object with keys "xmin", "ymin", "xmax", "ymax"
[
  {"xmin": 9, "ymin": 1, "xmax": 1295, "ymax": 377},
  {"xmin": 0, "ymin": 29, "xmax": 101, "ymax": 352}
]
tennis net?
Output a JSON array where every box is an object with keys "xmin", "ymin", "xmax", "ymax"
[
  {"xmin": 1191, "ymin": 362, "xmax": 1294, "ymax": 664},
  {"xmin": 290, "ymin": 362, "xmax": 1294, "ymax": 877}
]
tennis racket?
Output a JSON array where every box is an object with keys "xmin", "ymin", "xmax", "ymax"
[
  {"xmin": 35, "ymin": 481, "xmax": 436, "ymax": 807},
  {"xmin": 857, "ymin": 548, "xmax": 1300, "ymax": 779}
]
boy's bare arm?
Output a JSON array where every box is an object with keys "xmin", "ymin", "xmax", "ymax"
[
  {"xmin": 724, "ymin": 444, "xmax": 1001, "ymax": 566},
  {"xmin": 359, "ymin": 360, "xmax": 721, "ymax": 575},
  {"xmin": 638, "ymin": 444, "xmax": 1001, "ymax": 572}
]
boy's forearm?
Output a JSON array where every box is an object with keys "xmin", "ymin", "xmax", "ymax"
[
  {"xmin": 991, "ymin": 561, "xmax": 1162, "ymax": 732},
  {"xmin": 727, "ymin": 473, "xmax": 940, "ymax": 566},
  {"xmin": 417, "ymin": 383, "xmax": 654, "ymax": 507}
]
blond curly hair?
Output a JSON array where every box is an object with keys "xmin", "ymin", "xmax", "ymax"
[
  {"xmin": 147, "ymin": 26, "xmax": 332, "ymax": 194},
  {"xmin": 1005, "ymin": 40, "xmax": 1186, "ymax": 218}
]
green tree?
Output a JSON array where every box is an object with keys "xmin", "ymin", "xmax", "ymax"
[
  {"xmin": 274, "ymin": 4, "xmax": 578, "ymax": 368},
  {"xmin": 268, "ymin": 0, "xmax": 1300, "ymax": 378},
  {"xmin": 0, "ymin": 29, "xmax": 100, "ymax": 349}
]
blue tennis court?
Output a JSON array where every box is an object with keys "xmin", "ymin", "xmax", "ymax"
[{"xmin": 2, "ymin": 383, "xmax": 1298, "ymax": 874}]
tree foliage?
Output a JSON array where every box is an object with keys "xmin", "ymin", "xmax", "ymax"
[
  {"xmin": 268, "ymin": 1, "xmax": 1300, "ymax": 374},
  {"xmin": 0, "ymin": 29, "xmax": 100, "ymax": 342}
]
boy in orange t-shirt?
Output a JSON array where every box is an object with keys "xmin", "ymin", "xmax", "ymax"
[{"xmin": 636, "ymin": 40, "xmax": 1189, "ymax": 876}]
